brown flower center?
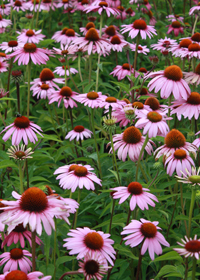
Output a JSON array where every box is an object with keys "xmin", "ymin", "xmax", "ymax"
[
  {"xmin": 43, "ymin": 0, "xmax": 51, "ymax": 3},
  {"xmin": 188, "ymin": 43, "xmax": 200, "ymax": 52},
  {"xmin": 41, "ymin": 84, "xmax": 50, "ymax": 90},
  {"xmin": 171, "ymin": 21, "xmax": 181, "ymax": 28},
  {"xmin": 99, "ymin": 1, "xmax": 108, "ymax": 7},
  {"xmin": 128, "ymin": 182, "xmax": 143, "ymax": 195},
  {"xmin": 1, "ymin": 4, "xmax": 5, "ymax": 8},
  {"xmin": 8, "ymin": 41, "xmax": 18, "ymax": 47},
  {"xmin": 69, "ymin": 164, "xmax": 78, "ymax": 172},
  {"xmin": 165, "ymin": 129, "xmax": 186, "ymax": 148},
  {"xmin": 123, "ymin": 126, "xmax": 142, "ymax": 144},
  {"xmin": 66, "ymin": 29, "xmax": 75, "ymax": 36},
  {"xmin": 20, "ymin": 187, "xmax": 48, "ymax": 212},
  {"xmin": 81, "ymin": 0, "xmax": 89, "ymax": 4},
  {"xmin": 164, "ymin": 65, "xmax": 183, "ymax": 81},
  {"xmin": 61, "ymin": 27, "xmax": 68, "ymax": 34},
  {"xmin": 85, "ymin": 28, "xmax": 99, "ymax": 41},
  {"xmin": 84, "ymin": 232, "xmax": 104, "ymax": 250},
  {"xmin": 62, "ymin": 0, "xmax": 68, "ymax": 2},
  {"xmin": 15, "ymin": 151, "xmax": 26, "ymax": 158},
  {"xmin": 174, "ymin": 149, "xmax": 187, "ymax": 159},
  {"xmin": 0, "ymin": 199, "xmax": 6, "ymax": 214},
  {"xmin": 74, "ymin": 166, "xmax": 88, "ymax": 177},
  {"xmin": 138, "ymin": 67, "xmax": 147, "ymax": 73},
  {"xmin": 40, "ymin": 68, "xmax": 55, "ymax": 81},
  {"xmin": 13, "ymin": 224, "xmax": 26, "ymax": 232},
  {"xmin": 163, "ymin": 40, "xmax": 170, "ymax": 48},
  {"xmin": 147, "ymin": 111, "xmax": 162, "ymax": 122},
  {"xmin": 111, "ymin": 35, "xmax": 121, "ymax": 44},
  {"xmin": 61, "ymin": 50, "xmax": 68, "ymax": 55},
  {"xmin": 62, "ymin": 65, "xmax": 69, "ymax": 69},
  {"xmin": 140, "ymin": 222, "xmax": 157, "ymax": 238},
  {"xmin": 191, "ymin": 32, "xmax": 200, "ymax": 42},
  {"xmin": 138, "ymin": 46, "xmax": 143, "ymax": 51},
  {"xmin": 15, "ymin": 0, "xmax": 22, "ymax": 6},
  {"xmin": 23, "ymin": 43, "xmax": 37, "ymax": 53},
  {"xmin": 143, "ymin": 0, "xmax": 148, "ymax": 3},
  {"xmin": 126, "ymin": 7, "xmax": 133, "ymax": 14},
  {"xmin": 74, "ymin": 125, "xmax": 84, "ymax": 132},
  {"xmin": 0, "ymin": 15, "xmax": 2, "ymax": 20},
  {"xmin": 187, "ymin": 92, "xmax": 200, "ymax": 105},
  {"xmin": 145, "ymin": 97, "xmax": 160, "ymax": 110},
  {"xmin": 139, "ymin": 88, "xmax": 148, "ymax": 95},
  {"xmin": 123, "ymin": 98, "xmax": 130, "ymax": 104},
  {"xmin": 87, "ymin": 91, "xmax": 99, "ymax": 99},
  {"xmin": 14, "ymin": 116, "xmax": 30, "ymax": 129},
  {"xmin": 86, "ymin": 22, "xmax": 95, "ymax": 30},
  {"xmin": 105, "ymin": 25, "xmax": 116, "ymax": 36},
  {"xmin": 106, "ymin": 97, "xmax": 117, "ymax": 103},
  {"xmin": 179, "ymin": 39, "xmax": 192, "ymax": 48},
  {"xmin": 84, "ymin": 260, "xmax": 99, "ymax": 275},
  {"xmin": 5, "ymin": 271, "xmax": 28, "ymax": 280},
  {"xmin": 12, "ymin": 70, "xmax": 22, "ymax": 77},
  {"xmin": 117, "ymin": 5, "xmax": 124, "ymax": 11},
  {"xmin": 0, "ymin": 52, "xmax": 6, "ymax": 57},
  {"xmin": 32, "ymin": 0, "xmax": 40, "ymax": 3},
  {"xmin": 132, "ymin": 102, "xmax": 143, "ymax": 109},
  {"xmin": 185, "ymin": 240, "xmax": 200, "ymax": 252},
  {"xmin": 195, "ymin": 63, "xmax": 200, "ymax": 74},
  {"xmin": 26, "ymin": 29, "xmax": 35, "ymax": 37},
  {"xmin": 133, "ymin": 19, "xmax": 147, "ymax": 30},
  {"xmin": 122, "ymin": 63, "xmax": 131, "ymax": 70},
  {"xmin": 60, "ymin": 86, "xmax": 72, "ymax": 97},
  {"xmin": 10, "ymin": 248, "xmax": 23, "ymax": 260}
]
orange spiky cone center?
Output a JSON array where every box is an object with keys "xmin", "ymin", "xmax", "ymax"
[
  {"xmin": 188, "ymin": 43, "xmax": 200, "ymax": 52},
  {"xmin": 164, "ymin": 65, "xmax": 183, "ymax": 81},
  {"xmin": 195, "ymin": 63, "xmax": 200, "ymax": 74},
  {"xmin": 164, "ymin": 129, "xmax": 185, "ymax": 148},
  {"xmin": 74, "ymin": 166, "xmax": 88, "ymax": 177},
  {"xmin": 145, "ymin": 97, "xmax": 160, "ymax": 110},
  {"xmin": 123, "ymin": 126, "xmax": 142, "ymax": 144},
  {"xmin": 191, "ymin": 32, "xmax": 200, "ymax": 42},
  {"xmin": 105, "ymin": 25, "xmax": 116, "ymax": 36},
  {"xmin": 185, "ymin": 240, "xmax": 200, "ymax": 252},
  {"xmin": 99, "ymin": 1, "xmax": 108, "ymax": 7},
  {"xmin": 187, "ymin": 92, "xmax": 200, "ymax": 105},
  {"xmin": 84, "ymin": 232, "xmax": 104, "ymax": 250},
  {"xmin": 140, "ymin": 222, "xmax": 157, "ymax": 238},
  {"xmin": 26, "ymin": 29, "xmax": 35, "ymax": 37},
  {"xmin": 87, "ymin": 91, "xmax": 99, "ymax": 99},
  {"xmin": 15, "ymin": 0, "xmax": 22, "ymax": 6},
  {"xmin": 41, "ymin": 83, "xmax": 50, "ymax": 90},
  {"xmin": 14, "ymin": 116, "xmax": 30, "ymax": 128},
  {"xmin": 66, "ymin": 29, "xmax": 75, "ymax": 36},
  {"xmin": 10, "ymin": 248, "xmax": 23, "ymax": 260},
  {"xmin": 20, "ymin": 187, "xmax": 48, "ymax": 212},
  {"xmin": 174, "ymin": 149, "xmax": 187, "ymax": 159},
  {"xmin": 40, "ymin": 68, "xmax": 55, "ymax": 81},
  {"xmin": 111, "ymin": 35, "xmax": 121, "ymax": 44},
  {"xmin": 74, "ymin": 125, "xmax": 85, "ymax": 132},
  {"xmin": 85, "ymin": 28, "xmax": 99, "ymax": 41},
  {"xmin": 5, "ymin": 271, "xmax": 28, "ymax": 280},
  {"xmin": 86, "ymin": 22, "xmax": 95, "ymax": 30},
  {"xmin": 147, "ymin": 111, "xmax": 162, "ymax": 122},
  {"xmin": 8, "ymin": 40, "xmax": 18, "ymax": 47},
  {"xmin": 84, "ymin": 260, "xmax": 99, "ymax": 275},
  {"xmin": 128, "ymin": 182, "xmax": 143, "ymax": 195},
  {"xmin": 171, "ymin": 21, "xmax": 181, "ymax": 28},
  {"xmin": 23, "ymin": 43, "xmax": 37, "ymax": 53},
  {"xmin": 106, "ymin": 97, "xmax": 117, "ymax": 103},
  {"xmin": 180, "ymin": 39, "xmax": 192, "ymax": 48},
  {"xmin": 60, "ymin": 86, "xmax": 73, "ymax": 97},
  {"xmin": 122, "ymin": 63, "xmax": 131, "ymax": 70},
  {"xmin": 133, "ymin": 19, "xmax": 147, "ymax": 30},
  {"xmin": 132, "ymin": 102, "xmax": 144, "ymax": 109}
]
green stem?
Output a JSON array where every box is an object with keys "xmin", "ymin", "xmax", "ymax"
[
  {"xmin": 27, "ymin": 61, "xmax": 31, "ymax": 118},
  {"xmin": 109, "ymin": 129, "xmax": 120, "ymax": 184},
  {"xmin": 180, "ymin": 183, "xmax": 188, "ymax": 236},
  {"xmin": 135, "ymin": 134, "xmax": 149, "ymax": 182},
  {"xmin": 192, "ymin": 257, "xmax": 197, "ymax": 280},
  {"xmin": 168, "ymin": 94, "xmax": 172, "ymax": 128},
  {"xmin": 65, "ymin": 65, "xmax": 67, "ymax": 86},
  {"xmin": 36, "ymin": 0, "xmax": 41, "ymax": 29},
  {"xmin": 59, "ymin": 271, "xmax": 82, "ymax": 280},
  {"xmin": 89, "ymin": 53, "xmax": 92, "ymax": 84},
  {"xmin": 78, "ymin": 54, "xmax": 83, "ymax": 90},
  {"xmin": 5, "ymin": 57, "xmax": 13, "ymax": 120},
  {"xmin": 108, "ymin": 199, "xmax": 115, "ymax": 234},
  {"xmin": 73, "ymin": 189, "xmax": 81, "ymax": 229},
  {"xmin": 95, "ymin": 13, "xmax": 103, "ymax": 92},
  {"xmin": 32, "ymin": 230, "xmax": 36, "ymax": 271},
  {"xmin": 192, "ymin": 15, "xmax": 198, "ymax": 35},
  {"xmin": 188, "ymin": 189, "xmax": 196, "ymax": 237},
  {"xmin": 18, "ymin": 162, "xmax": 24, "ymax": 194},
  {"xmin": 135, "ymin": 249, "xmax": 143, "ymax": 280},
  {"xmin": 31, "ymin": 0, "xmax": 36, "ymax": 29},
  {"xmin": 53, "ymin": 219, "xmax": 57, "ymax": 280},
  {"xmin": 91, "ymin": 109, "xmax": 102, "ymax": 179}
]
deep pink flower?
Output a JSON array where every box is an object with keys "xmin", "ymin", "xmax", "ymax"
[
  {"xmin": 17, "ymin": 29, "xmax": 45, "ymax": 44},
  {"xmin": 0, "ymin": 187, "xmax": 71, "ymax": 236},
  {"xmin": 48, "ymin": 86, "xmax": 78, "ymax": 108},
  {"xmin": 65, "ymin": 125, "xmax": 92, "ymax": 141},
  {"xmin": 10, "ymin": 43, "xmax": 49, "ymax": 65},
  {"xmin": 121, "ymin": 19, "xmax": 157, "ymax": 39},
  {"xmin": 64, "ymin": 227, "xmax": 116, "ymax": 265},
  {"xmin": 145, "ymin": 65, "xmax": 191, "ymax": 100},
  {"xmin": 174, "ymin": 235, "xmax": 200, "ymax": 259},
  {"xmin": 1, "ymin": 116, "xmax": 43, "ymax": 145},
  {"xmin": 166, "ymin": 15, "xmax": 184, "ymax": 23},
  {"xmin": 0, "ymin": 270, "xmax": 51, "ymax": 280},
  {"xmin": 111, "ymin": 182, "xmax": 158, "ymax": 211},
  {"xmin": 166, "ymin": 21, "xmax": 184, "ymax": 37},
  {"xmin": 0, "ymin": 248, "xmax": 32, "ymax": 273},
  {"xmin": 121, "ymin": 218, "xmax": 170, "ymax": 260},
  {"xmin": 108, "ymin": 126, "xmax": 155, "ymax": 162},
  {"xmin": 164, "ymin": 149, "xmax": 195, "ymax": 177},
  {"xmin": 55, "ymin": 164, "xmax": 102, "ymax": 192},
  {"xmin": 84, "ymin": 1, "xmax": 120, "ymax": 17}
]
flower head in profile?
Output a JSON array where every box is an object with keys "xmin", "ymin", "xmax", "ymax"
[
  {"xmin": 0, "ymin": 57, "xmax": 8, "ymax": 73},
  {"xmin": 111, "ymin": 182, "xmax": 158, "ymax": 211},
  {"xmin": 0, "ymin": 248, "xmax": 32, "ymax": 273},
  {"xmin": 84, "ymin": 1, "xmax": 120, "ymax": 17},
  {"xmin": 64, "ymin": 227, "xmax": 116, "ymax": 265},
  {"xmin": 7, "ymin": 145, "xmax": 33, "ymax": 160},
  {"xmin": 184, "ymin": 63, "xmax": 200, "ymax": 86},
  {"xmin": 167, "ymin": 21, "xmax": 184, "ymax": 36},
  {"xmin": 110, "ymin": 63, "xmax": 135, "ymax": 80},
  {"xmin": 174, "ymin": 235, "xmax": 200, "ymax": 259},
  {"xmin": 121, "ymin": 218, "xmax": 170, "ymax": 260},
  {"xmin": 65, "ymin": 126, "xmax": 92, "ymax": 141},
  {"xmin": 189, "ymin": 3, "xmax": 200, "ymax": 15},
  {"xmin": 145, "ymin": 65, "xmax": 191, "ymax": 100},
  {"xmin": 0, "ymin": 270, "xmax": 52, "ymax": 280},
  {"xmin": 78, "ymin": 252, "xmax": 110, "ymax": 280},
  {"xmin": 175, "ymin": 167, "xmax": 200, "ymax": 188},
  {"xmin": 121, "ymin": 19, "xmax": 157, "ymax": 39}
]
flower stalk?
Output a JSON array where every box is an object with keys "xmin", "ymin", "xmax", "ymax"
[{"xmin": 135, "ymin": 134, "xmax": 149, "ymax": 181}]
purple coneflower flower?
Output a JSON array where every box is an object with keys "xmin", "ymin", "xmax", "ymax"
[
  {"xmin": 0, "ymin": 270, "xmax": 51, "ymax": 280},
  {"xmin": 166, "ymin": 21, "xmax": 184, "ymax": 37},
  {"xmin": 48, "ymin": 86, "xmax": 78, "ymax": 109},
  {"xmin": 26, "ymin": 0, "xmax": 46, "ymax": 12},
  {"xmin": 184, "ymin": 63, "xmax": 200, "ymax": 86},
  {"xmin": 31, "ymin": 82, "xmax": 56, "ymax": 100},
  {"xmin": 175, "ymin": 166, "xmax": 200, "ymax": 186},
  {"xmin": 109, "ymin": 35, "xmax": 128, "ymax": 52},
  {"xmin": 0, "ymin": 4, "xmax": 11, "ymax": 15},
  {"xmin": 121, "ymin": 19, "xmax": 157, "ymax": 39},
  {"xmin": 32, "ymin": 68, "xmax": 64, "ymax": 88},
  {"xmin": 84, "ymin": 1, "xmax": 120, "ymax": 17},
  {"xmin": 110, "ymin": 63, "xmax": 134, "ymax": 80},
  {"xmin": 11, "ymin": 0, "xmax": 29, "ymax": 12},
  {"xmin": 0, "ymin": 40, "xmax": 23, "ymax": 54},
  {"xmin": 53, "ymin": 65, "xmax": 78, "ymax": 76},
  {"xmin": 0, "ymin": 57, "xmax": 8, "ymax": 72},
  {"xmin": 42, "ymin": 0, "xmax": 57, "ymax": 11},
  {"xmin": 0, "ymin": 14, "xmax": 11, "ymax": 28},
  {"xmin": 189, "ymin": 3, "xmax": 200, "ymax": 15},
  {"xmin": 7, "ymin": 144, "xmax": 33, "ymax": 160},
  {"xmin": 17, "ymin": 29, "xmax": 45, "ymax": 44},
  {"xmin": 180, "ymin": 43, "xmax": 200, "ymax": 59},
  {"xmin": 74, "ymin": 91, "xmax": 106, "ymax": 108},
  {"xmin": 130, "ymin": 43, "xmax": 150, "ymax": 55},
  {"xmin": 151, "ymin": 37, "xmax": 177, "ymax": 52},
  {"xmin": 174, "ymin": 235, "xmax": 200, "ymax": 259},
  {"xmin": 65, "ymin": 125, "xmax": 92, "ymax": 141}
]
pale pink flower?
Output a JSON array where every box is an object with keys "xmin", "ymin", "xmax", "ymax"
[
  {"xmin": 115, "ymin": 7, "xmax": 127, "ymax": 20},
  {"xmin": 121, "ymin": 218, "xmax": 170, "ymax": 260},
  {"xmin": 154, "ymin": 129, "xmax": 197, "ymax": 159},
  {"xmin": 64, "ymin": 227, "xmax": 116, "ymax": 265},
  {"xmin": 65, "ymin": 125, "xmax": 92, "ymax": 141},
  {"xmin": 17, "ymin": 29, "xmax": 45, "ymax": 44},
  {"xmin": 11, "ymin": 0, "xmax": 29, "ymax": 11},
  {"xmin": 0, "ymin": 57, "xmax": 8, "ymax": 72},
  {"xmin": 129, "ymin": 43, "xmax": 150, "ymax": 55},
  {"xmin": 109, "ymin": 35, "xmax": 128, "ymax": 52},
  {"xmin": 145, "ymin": 65, "xmax": 191, "ymax": 100},
  {"xmin": 80, "ymin": 22, "xmax": 98, "ymax": 35},
  {"xmin": 193, "ymin": 131, "xmax": 200, "ymax": 148},
  {"xmin": 74, "ymin": 91, "xmax": 106, "ymax": 108},
  {"xmin": 1, "ymin": 116, "xmax": 43, "ymax": 145},
  {"xmin": 180, "ymin": 43, "xmax": 200, "ymax": 59},
  {"xmin": 0, "ymin": 248, "xmax": 32, "ymax": 273},
  {"xmin": 174, "ymin": 235, "xmax": 200, "ymax": 259},
  {"xmin": 42, "ymin": 0, "xmax": 57, "ymax": 11},
  {"xmin": 169, "ymin": 38, "xmax": 192, "ymax": 58},
  {"xmin": 110, "ymin": 63, "xmax": 134, "ymax": 80},
  {"xmin": 189, "ymin": 4, "xmax": 200, "ymax": 15},
  {"xmin": 103, "ymin": 96, "xmax": 125, "ymax": 110},
  {"xmin": 175, "ymin": 167, "xmax": 200, "ymax": 186},
  {"xmin": 55, "ymin": 164, "xmax": 102, "ymax": 192},
  {"xmin": 121, "ymin": 19, "xmax": 157, "ymax": 39},
  {"xmin": 26, "ymin": 0, "xmax": 46, "ymax": 12},
  {"xmin": 164, "ymin": 149, "xmax": 195, "ymax": 177},
  {"xmin": 78, "ymin": 252, "xmax": 110, "ymax": 280},
  {"xmin": 111, "ymin": 182, "xmax": 158, "ymax": 211},
  {"xmin": 53, "ymin": 44, "xmax": 76, "ymax": 57},
  {"xmin": 31, "ymin": 82, "xmax": 56, "ymax": 99},
  {"xmin": 48, "ymin": 86, "xmax": 78, "ymax": 109},
  {"xmin": 2, "ymin": 224, "xmax": 42, "ymax": 248},
  {"xmin": 151, "ymin": 37, "xmax": 177, "ymax": 52},
  {"xmin": 0, "ymin": 40, "xmax": 24, "ymax": 54},
  {"xmin": 166, "ymin": 21, "xmax": 184, "ymax": 37},
  {"xmin": 0, "ymin": 187, "xmax": 70, "ymax": 236},
  {"xmin": 108, "ymin": 126, "xmax": 155, "ymax": 162},
  {"xmin": 0, "ymin": 4, "xmax": 11, "ymax": 15},
  {"xmin": 7, "ymin": 144, "xmax": 33, "ymax": 160},
  {"xmin": 56, "ymin": 0, "xmax": 72, "ymax": 9},
  {"xmin": 166, "ymin": 15, "xmax": 184, "ymax": 23},
  {"xmin": 84, "ymin": 1, "xmax": 120, "ymax": 17},
  {"xmin": 53, "ymin": 65, "xmax": 78, "ymax": 76},
  {"xmin": 52, "ymin": 28, "xmax": 79, "ymax": 45},
  {"xmin": 32, "ymin": 68, "xmax": 64, "ymax": 88},
  {"xmin": 135, "ymin": 110, "xmax": 171, "ymax": 138},
  {"xmin": 10, "ymin": 43, "xmax": 49, "ymax": 65},
  {"xmin": 0, "ymin": 15, "xmax": 11, "ymax": 28},
  {"xmin": 0, "ymin": 270, "xmax": 52, "ymax": 280},
  {"xmin": 184, "ymin": 63, "xmax": 200, "ymax": 86}
]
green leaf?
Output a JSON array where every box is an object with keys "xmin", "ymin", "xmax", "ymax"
[
  {"xmin": 114, "ymin": 244, "xmax": 138, "ymax": 260},
  {"xmin": 0, "ymin": 160, "xmax": 18, "ymax": 169},
  {"xmin": 29, "ymin": 176, "xmax": 50, "ymax": 183},
  {"xmin": 40, "ymin": 134, "xmax": 62, "ymax": 143},
  {"xmin": 155, "ymin": 265, "xmax": 183, "ymax": 279},
  {"xmin": 56, "ymin": 256, "xmax": 76, "ymax": 267},
  {"xmin": 152, "ymin": 251, "xmax": 183, "ymax": 263}
]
